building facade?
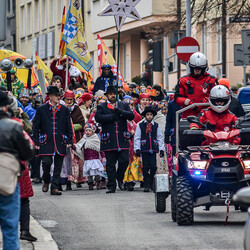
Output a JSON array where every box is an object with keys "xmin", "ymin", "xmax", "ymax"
[{"xmin": 14, "ymin": 0, "xmax": 250, "ymax": 90}]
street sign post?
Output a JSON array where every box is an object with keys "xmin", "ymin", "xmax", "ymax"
[{"xmin": 176, "ymin": 37, "xmax": 200, "ymax": 62}]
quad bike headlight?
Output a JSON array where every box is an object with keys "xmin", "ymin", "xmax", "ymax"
[
  {"xmin": 243, "ymin": 160, "xmax": 250, "ymax": 169},
  {"xmin": 187, "ymin": 160, "xmax": 207, "ymax": 170}
]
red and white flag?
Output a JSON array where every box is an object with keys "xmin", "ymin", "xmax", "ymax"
[{"xmin": 97, "ymin": 34, "xmax": 124, "ymax": 82}]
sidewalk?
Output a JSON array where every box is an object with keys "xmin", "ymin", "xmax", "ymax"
[{"xmin": 0, "ymin": 216, "xmax": 58, "ymax": 250}]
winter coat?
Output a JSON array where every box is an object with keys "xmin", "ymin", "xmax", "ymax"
[
  {"xmin": 133, "ymin": 109, "xmax": 142, "ymax": 124},
  {"xmin": 229, "ymin": 97, "xmax": 245, "ymax": 117},
  {"xmin": 153, "ymin": 111, "xmax": 166, "ymax": 135},
  {"xmin": 93, "ymin": 73, "xmax": 116, "ymax": 95},
  {"xmin": 32, "ymin": 102, "xmax": 73, "ymax": 156},
  {"xmin": 71, "ymin": 105, "xmax": 85, "ymax": 142},
  {"xmin": 50, "ymin": 59, "xmax": 70, "ymax": 89},
  {"xmin": 0, "ymin": 110, "xmax": 34, "ymax": 161},
  {"xmin": 175, "ymin": 73, "xmax": 217, "ymax": 117},
  {"xmin": 95, "ymin": 101, "xmax": 135, "ymax": 151},
  {"xmin": 79, "ymin": 105, "xmax": 90, "ymax": 123},
  {"xmin": 164, "ymin": 100, "xmax": 181, "ymax": 145},
  {"xmin": 24, "ymin": 103, "xmax": 37, "ymax": 122},
  {"xmin": 19, "ymin": 166, "xmax": 33, "ymax": 199}
]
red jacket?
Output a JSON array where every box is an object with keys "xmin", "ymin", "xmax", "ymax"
[
  {"xmin": 133, "ymin": 109, "xmax": 142, "ymax": 124},
  {"xmin": 175, "ymin": 73, "xmax": 217, "ymax": 118},
  {"xmin": 191, "ymin": 108, "xmax": 240, "ymax": 144},
  {"xmin": 19, "ymin": 166, "xmax": 34, "ymax": 199},
  {"xmin": 50, "ymin": 59, "xmax": 70, "ymax": 90}
]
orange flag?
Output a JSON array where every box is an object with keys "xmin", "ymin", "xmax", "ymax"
[{"xmin": 59, "ymin": 6, "xmax": 66, "ymax": 56}]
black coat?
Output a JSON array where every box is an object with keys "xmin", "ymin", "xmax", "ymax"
[
  {"xmin": 229, "ymin": 97, "xmax": 245, "ymax": 117},
  {"xmin": 95, "ymin": 101, "xmax": 134, "ymax": 151},
  {"xmin": 32, "ymin": 102, "xmax": 73, "ymax": 156},
  {"xmin": 93, "ymin": 74, "xmax": 116, "ymax": 95},
  {"xmin": 0, "ymin": 111, "xmax": 34, "ymax": 161}
]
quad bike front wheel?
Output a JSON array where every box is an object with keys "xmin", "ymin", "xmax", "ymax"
[
  {"xmin": 155, "ymin": 192, "xmax": 166, "ymax": 213},
  {"xmin": 176, "ymin": 176, "xmax": 194, "ymax": 225}
]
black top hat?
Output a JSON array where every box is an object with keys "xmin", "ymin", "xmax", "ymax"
[
  {"xmin": 0, "ymin": 91, "xmax": 11, "ymax": 107},
  {"xmin": 104, "ymin": 86, "xmax": 116, "ymax": 95},
  {"xmin": 141, "ymin": 105, "xmax": 157, "ymax": 117},
  {"xmin": 46, "ymin": 86, "xmax": 61, "ymax": 96}
]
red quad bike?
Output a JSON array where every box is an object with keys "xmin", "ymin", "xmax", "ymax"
[{"xmin": 171, "ymin": 104, "xmax": 250, "ymax": 226}]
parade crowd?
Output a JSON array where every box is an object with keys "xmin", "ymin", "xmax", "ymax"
[{"xmin": 0, "ymin": 51, "xmax": 248, "ymax": 249}]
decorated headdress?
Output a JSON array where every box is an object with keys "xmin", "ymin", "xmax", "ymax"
[
  {"xmin": 84, "ymin": 123, "xmax": 96, "ymax": 131},
  {"xmin": 74, "ymin": 88, "xmax": 85, "ymax": 100}
]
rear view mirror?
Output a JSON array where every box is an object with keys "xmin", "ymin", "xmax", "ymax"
[{"xmin": 233, "ymin": 187, "xmax": 250, "ymax": 205}]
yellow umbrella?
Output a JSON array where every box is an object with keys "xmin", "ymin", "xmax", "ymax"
[{"xmin": 0, "ymin": 49, "xmax": 38, "ymax": 88}]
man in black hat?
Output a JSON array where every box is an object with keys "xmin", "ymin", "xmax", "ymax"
[
  {"xmin": 0, "ymin": 90, "xmax": 34, "ymax": 249},
  {"xmin": 134, "ymin": 106, "xmax": 165, "ymax": 192},
  {"xmin": 151, "ymin": 84, "xmax": 164, "ymax": 102},
  {"xmin": 95, "ymin": 86, "xmax": 134, "ymax": 193},
  {"xmin": 33, "ymin": 86, "xmax": 73, "ymax": 195},
  {"xmin": 93, "ymin": 64, "xmax": 117, "ymax": 95}
]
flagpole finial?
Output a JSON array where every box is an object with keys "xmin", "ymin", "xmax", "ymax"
[{"xmin": 98, "ymin": 0, "xmax": 142, "ymax": 31}]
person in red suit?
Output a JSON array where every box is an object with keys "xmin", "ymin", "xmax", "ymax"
[
  {"xmin": 190, "ymin": 85, "xmax": 240, "ymax": 145},
  {"xmin": 175, "ymin": 52, "xmax": 218, "ymax": 118}
]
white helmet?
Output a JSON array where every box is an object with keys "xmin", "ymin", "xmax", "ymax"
[
  {"xmin": 209, "ymin": 85, "xmax": 231, "ymax": 113},
  {"xmin": 188, "ymin": 52, "xmax": 208, "ymax": 75}
]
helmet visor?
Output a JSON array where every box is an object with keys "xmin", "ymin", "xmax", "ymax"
[{"xmin": 210, "ymin": 97, "xmax": 229, "ymax": 106}]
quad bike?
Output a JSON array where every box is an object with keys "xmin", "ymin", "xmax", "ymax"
[{"xmin": 169, "ymin": 103, "xmax": 250, "ymax": 225}]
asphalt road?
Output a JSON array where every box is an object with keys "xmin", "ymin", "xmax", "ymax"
[{"xmin": 30, "ymin": 183, "xmax": 247, "ymax": 250}]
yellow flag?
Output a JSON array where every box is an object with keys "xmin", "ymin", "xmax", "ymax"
[
  {"xmin": 62, "ymin": 1, "xmax": 93, "ymax": 72},
  {"xmin": 36, "ymin": 52, "xmax": 53, "ymax": 82}
]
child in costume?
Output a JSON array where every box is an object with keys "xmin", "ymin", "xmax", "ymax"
[
  {"xmin": 74, "ymin": 124, "xmax": 104, "ymax": 190},
  {"xmin": 134, "ymin": 106, "xmax": 165, "ymax": 192}
]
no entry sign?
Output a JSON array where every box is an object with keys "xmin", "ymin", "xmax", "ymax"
[{"xmin": 176, "ymin": 37, "xmax": 200, "ymax": 62}]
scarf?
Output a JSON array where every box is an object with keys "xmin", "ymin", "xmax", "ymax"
[{"xmin": 73, "ymin": 133, "xmax": 100, "ymax": 160}]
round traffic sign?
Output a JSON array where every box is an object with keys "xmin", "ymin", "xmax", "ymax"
[{"xmin": 176, "ymin": 37, "xmax": 200, "ymax": 62}]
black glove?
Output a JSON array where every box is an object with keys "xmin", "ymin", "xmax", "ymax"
[
  {"xmin": 135, "ymin": 150, "xmax": 141, "ymax": 157},
  {"xmin": 165, "ymin": 135, "xmax": 170, "ymax": 144},
  {"xmin": 160, "ymin": 150, "xmax": 164, "ymax": 158},
  {"xmin": 114, "ymin": 108, "xmax": 122, "ymax": 117}
]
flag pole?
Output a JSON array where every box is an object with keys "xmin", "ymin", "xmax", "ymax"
[
  {"xmin": 65, "ymin": 55, "xmax": 69, "ymax": 89},
  {"xmin": 116, "ymin": 30, "xmax": 120, "ymax": 105}
]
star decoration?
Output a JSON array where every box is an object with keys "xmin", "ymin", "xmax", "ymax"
[{"xmin": 98, "ymin": 0, "xmax": 142, "ymax": 31}]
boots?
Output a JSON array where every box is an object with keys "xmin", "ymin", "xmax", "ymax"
[
  {"xmin": 88, "ymin": 182, "xmax": 94, "ymax": 190},
  {"xmin": 66, "ymin": 181, "xmax": 72, "ymax": 190},
  {"xmin": 20, "ymin": 230, "xmax": 37, "ymax": 242}
]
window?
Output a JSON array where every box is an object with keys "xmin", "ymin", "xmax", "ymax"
[
  {"xmin": 216, "ymin": 19, "xmax": 222, "ymax": 63},
  {"xmin": 20, "ymin": 5, "xmax": 25, "ymax": 37},
  {"xmin": 49, "ymin": 0, "xmax": 55, "ymax": 26},
  {"xmin": 201, "ymin": 23, "xmax": 207, "ymax": 55},
  {"xmin": 58, "ymin": 0, "xmax": 64, "ymax": 24},
  {"xmin": 42, "ymin": 0, "xmax": 47, "ymax": 29},
  {"xmin": 34, "ymin": 0, "xmax": 39, "ymax": 32},
  {"xmin": 27, "ymin": 3, "xmax": 32, "ymax": 35}
]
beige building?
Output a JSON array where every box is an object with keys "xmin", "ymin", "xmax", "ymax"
[
  {"xmin": 16, "ymin": 0, "xmax": 70, "ymax": 70},
  {"xmin": 89, "ymin": 0, "xmax": 250, "ymax": 90}
]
